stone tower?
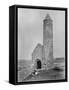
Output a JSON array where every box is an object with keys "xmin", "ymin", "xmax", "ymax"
[
  {"xmin": 32, "ymin": 14, "xmax": 54, "ymax": 71},
  {"xmin": 43, "ymin": 14, "xmax": 53, "ymax": 69}
]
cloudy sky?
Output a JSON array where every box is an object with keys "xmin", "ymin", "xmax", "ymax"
[{"xmin": 18, "ymin": 8, "xmax": 65, "ymax": 60}]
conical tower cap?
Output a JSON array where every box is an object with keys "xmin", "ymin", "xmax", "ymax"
[{"xmin": 45, "ymin": 14, "xmax": 52, "ymax": 20}]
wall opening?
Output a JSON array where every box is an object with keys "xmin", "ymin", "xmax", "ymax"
[{"xmin": 36, "ymin": 59, "xmax": 42, "ymax": 69}]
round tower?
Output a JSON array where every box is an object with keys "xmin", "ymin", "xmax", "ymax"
[{"xmin": 43, "ymin": 14, "xmax": 53, "ymax": 69}]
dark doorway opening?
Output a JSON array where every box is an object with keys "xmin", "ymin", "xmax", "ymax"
[{"xmin": 37, "ymin": 59, "xmax": 42, "ymax": 69}]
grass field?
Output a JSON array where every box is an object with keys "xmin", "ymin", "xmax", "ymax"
[{"xmin": 18, "ymin": 58, "xmax": 65, "ymax": 82}]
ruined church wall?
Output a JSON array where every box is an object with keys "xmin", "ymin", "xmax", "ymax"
[{"xmin": 32, "ymin": 44, "xmax": 43, "ymax": 70}]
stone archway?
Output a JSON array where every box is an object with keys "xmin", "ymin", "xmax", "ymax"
[{"xmin": 36, "ymin": 59, "xmax": 42, "ymax": 69}]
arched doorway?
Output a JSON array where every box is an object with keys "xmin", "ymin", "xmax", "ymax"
[{"xmin": 36, "ymin": 59, "xmax": 42, "ymax": 69}]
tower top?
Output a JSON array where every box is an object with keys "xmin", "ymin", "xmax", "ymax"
[{"xmin": 44, "ymin": 14, "xmax": 52, "ymax": 21}]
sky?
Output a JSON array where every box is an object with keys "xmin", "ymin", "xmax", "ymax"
[{"xmin": 18, "ymin": 8, "xmax": 65, "ymax": 60}]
